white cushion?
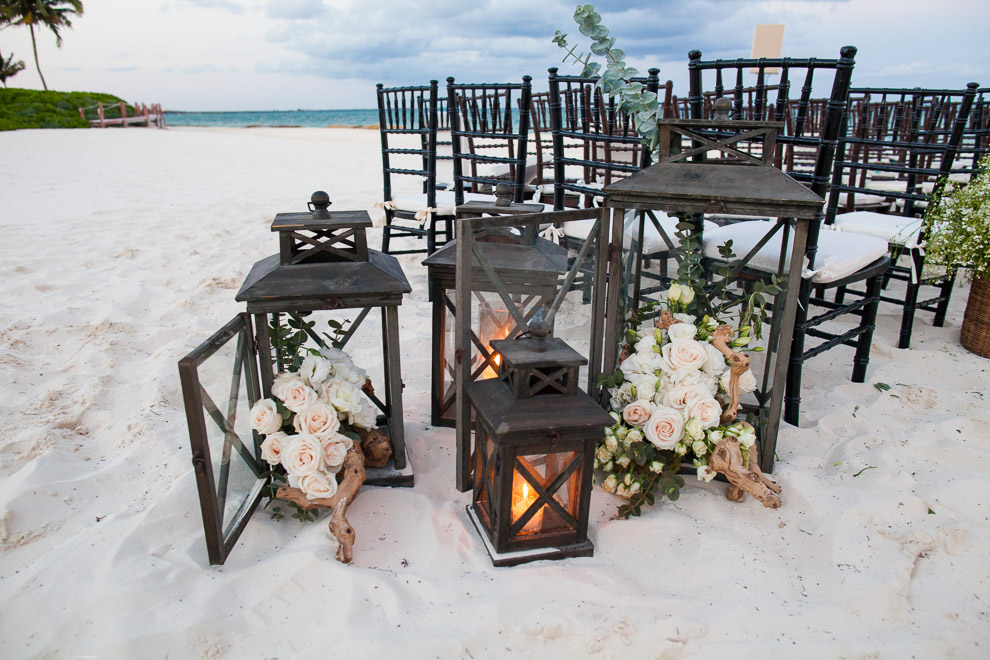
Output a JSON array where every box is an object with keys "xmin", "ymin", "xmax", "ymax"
[
  {"xmin": 561, "ymin": 210, "xmax": 716, "ymax": 254},
  {"xmin": 475, "ymin": 155, "xmax": 539, "ymax": 181},
  {"xmin": 391, "ymin": 190, "xmax": 545, "ymax": 216},
  {"xmin": 833, "ymin": 210, "xmax": 924, "ymax": 248},
  {"xmin": 835, "ymin": 192, "xmax": 889, "ymax": 208},
  {"xmin": 702, "ymin": 221, "xmax": 889, "ymax": 284}
]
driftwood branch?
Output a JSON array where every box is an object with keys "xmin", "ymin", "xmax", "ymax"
[
  {"xmin": 274, "ymin": 446, "xmax": 366, "ymax": 563},
  {"xmin": 710, "ymin": 325, "xmax": 750, "ymax": 424},
  {"xmin": 357, "ymin": 426, "xmax": 393, "ymax": 469},
  {"xmin": 706, "ymin": 434, "xmax": 781, "ymax": 509}
]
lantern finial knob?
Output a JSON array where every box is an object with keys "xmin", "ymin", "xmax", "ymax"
[
  {"xmin": 308, "ymin": 190, "xmax": 332, "ymax": 217},
  {"xmin": 526, "ymin": 318, "xmax": 550, "ymax": 352},
  {"xmin": 713, "ymin": 97, "xmax": 732, "ymax": 120},
  {"xmin": 494, "ymin": 183, "xmax": 512, "ymax": 207}
]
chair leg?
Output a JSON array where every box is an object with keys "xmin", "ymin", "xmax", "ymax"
[
  {"xmin": 933, "ymin": 266, "xmax": 957, "ymax": 327},
  {"xmin": 852, "ymin": 274, "xmax": 882, "ymax": 383},
  {"xmin": 784, "ymin": 282, "xmax": 811, "ymax": 427},
  {"xmin": 899, "ymin": 278, "xmax": 920, "ymax": 349},
  {"xmin": 834, "ymin": 285, "xmax": 846, "ymax": 304},
  {"xmin": 427, "ymin": 218, "xmax": 437, "ymax": 255},
  {"xmin": 382, "ymin": 212, "xmax": 392, "ymax": 254}
]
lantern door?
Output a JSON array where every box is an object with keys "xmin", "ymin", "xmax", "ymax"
[{"xmin": 178, "ymin": 313, "xmax": 266, "ymax": 565}]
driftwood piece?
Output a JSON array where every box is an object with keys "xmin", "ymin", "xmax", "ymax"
[
  {"xmin": 655, "ymin": 309, "xmax": 681, "ymax": 331},
  {"xmin": 357, "ymin": 426, "xmax": 393, "ymax": 469},
  {"xmin": 710, "ymin": 325, "xmax": 751, "ymax": 424},
  {"xmin": 274, "ymin": 446, "xmax": 366, "ymax": 563},
  {"xmin": 706, "ymin": 434, "xmax": 781, "ymax": 509}
]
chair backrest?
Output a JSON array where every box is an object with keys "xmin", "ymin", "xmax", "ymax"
[
  {"xmin": 826, "ymin": 84, "xmax": 979, "ymax": 227},
  {"xmin": 547, "ymin": 67, "xmax": 663, "ymax": 210},
  {"xmin": 962, "ymin": 87, "xmax": 990, "ymax": 175},
  {"xmin": 446, "ymin": 77, "xmax": 533, "ymax": 206},
  {"xmin": 376, "ymin": 81, "xmax": 439, "ymax": 207},
  {"xmin": 688, "ymin": 47, "xmax": 858, "ymax": 270}
]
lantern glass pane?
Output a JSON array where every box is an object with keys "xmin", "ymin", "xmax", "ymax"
[
  {"xmin": 514, "ymin": 453, "xmax": 580, "ymax": 537},
  {"xmin": 471, "ymin": 291, "xmax": 546, "ymax": 381},
  {"xmin": 197, "ymin": 330, "xmax": 264, "ymax": 537}
]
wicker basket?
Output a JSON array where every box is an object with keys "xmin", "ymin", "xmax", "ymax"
[{"xmin": 961, "ymin": 276, "xmax": 990, "ymax": 359}]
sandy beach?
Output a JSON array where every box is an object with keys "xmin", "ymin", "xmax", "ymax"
[{"xmin": 1, "ymin": 126, "xmax": 988, "ymax": 658}]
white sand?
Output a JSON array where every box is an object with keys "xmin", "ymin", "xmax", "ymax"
[{"xmin": 1, "ymin": 126, "xmax": 988, "ymax": 658}]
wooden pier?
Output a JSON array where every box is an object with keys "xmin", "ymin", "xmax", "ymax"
[{"xmin": 79, "ymin": 102, "xmax": 166, "ymax": 128}]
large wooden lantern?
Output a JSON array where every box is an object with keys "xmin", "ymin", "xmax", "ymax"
[
  {"xmin": 602, "ymin": 114, "xmax": 824, "ymax": 473},
  {"xmin": 466, "ymin": 322, "xmax": 612, "ymax": 566},
  {"xmin": 236, "ymin": 191, "xmax": 412, "ymax": 481},
  {"xmin": 422, "ymin": 205, "xmax": 565, "ymax": 427}
]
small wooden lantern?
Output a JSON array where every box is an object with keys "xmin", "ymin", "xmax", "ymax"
[
  {"xmin": 466, "ymin": 322, "xmax": 612, "ymax": 566},
  {"xmin": 422, "ymin": 198, "xmax": 566, "ymax": 427},
  {"xmin": 236, "ymin": 191, "xmax": 412, "ymax": 483}
]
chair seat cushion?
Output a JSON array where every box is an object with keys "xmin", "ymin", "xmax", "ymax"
[
  {"xmin": 833, "ymin": 210, "xmax": 924, "ymax": 247},
  {"xmin": 702, "ymin": 221, "xmax": 889, "ymax": 284},
  {"xmin": 561, "ymin": 210, "xmax": 717, "ymax": 254}
]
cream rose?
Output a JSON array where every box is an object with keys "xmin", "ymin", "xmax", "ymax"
[
  {"xmin": 281, "ymin": 433, "xmax": 324, "ymax": 477},
  {"xmin": 697, "ymin": 464, "xmax": 716, "ymax": 482},
  {"xmin": 720, "ymin": 368, "xmax": 758, "ymax": 395},
  {"xmin": 249, "ymin": 398, "xmax": 283, "ymax": 435},
  {"xmin": 299, "ymin": 354, "xmax": 332, "ymax": 386},
  {"xmin": 609, "ymin": 382, "xmax": 635, "ymax": 410},
  {"xmin": 687, "ymin": 396, "xmax": 723, "ymax": 429},
  {"xmin": 703, "ymin": 342, "xmax": 728, "ymax": 376},
  {"xmin": 298, "ymin": 472, "xmax": 338, "ymax": 500},
  {"xmin": 622, "ymin": 400, "xmax": 655, "ymax": 427},
  {"xmin": 662, "ymin": 339, "xmax": 709, "ymax": 371},
  {"xmin": 321, "ymin": 379, "xmax": 362, "ymax": 418},
  {"xmin": 667, "ymin": 323, "xmax": 698, "ymax": 341},
  {"xmin": 260, "ymin": 431, "xmax": 288, "ymax": 466},
  {"xmin": 321, "ymin": 432, "xmax": 353, "ymax": 470},
  {"xmin": 293, "ymin": 401, "xmax": 341, "ymax": 440},
  {"xmin": 272, "ymin": 373, "xmax": 306, "ymax": 401},
  {"xmin": 664, "ymin": 382, "xmax": 713, "ymax": 410},
  {"xmin": 643, "ymin": 405, "xmax": 685, "ymax": 450},
  {"xmin": 276, "ymin": 377, "xmax": 318, "ymax": 414}
]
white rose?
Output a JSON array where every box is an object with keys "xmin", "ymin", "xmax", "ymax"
[
  {"xmin": 320, "ymin": 346, "xmax": 352, "ymax": 365},
  {"xmin": 321, "ymin": 432, "xmax": 353, "ymax": 470},
  {"xmin": 298, "ymin": 472, "xmax": 338, "ymax": 500},
  {"xmin": 626, "ymin": 373, "xmax": 657, "ymax": 401},
  {"xmin": 321, "ymin": 379, "xmax": 362, "ymax": 417},
  {"xmin": 250, "ymin": 398, "xmax": 283, "ymax": 434},
  {"xmin": 673, "ymin": 313, "xmax": 696, "ymax": 325},
  {"xmin": 691, "ymin": 438, "xmax": 707, "ymax": 456},
  {"xmin": 626, "ymin": 429, "xmax": 643, "ymax": 444},
  {"xmin": 738, "ymin": 428, "xmax": 757, "ymax": 448},
  {"xmin": 675, "ymin": 443, "xmax": 688, "ymax": 456},
  {"xmin": 604, "ymin": 435, "xmax": 619, "ymax": 453},
  {"xmin": 616, "ymin": 484, "xmax": 631, "ymax": 498},
  {"xmin": 634, "ymin": 333, "xmax": 657, "ymax": 356},
  {"xmin": 680, "ymin": 286, "xmax": 696, "ymax": 305},
  {"xmin": 707, "ymin": 429, "xmax": 724, "ymax": 443},
  {"xmin": 299, "ymin": 354, "xmax": 332, "ymax": 386},
  {"xmin": 622, "ymin": 400, "xmax": 654, "ymax": 427},
  {"xmin": 697, "ymin": 464, "xmax": 716, "ymax": 482},
  {"xmin": 649, "ymin": 460, "xmax": 664, "ymax": 473},
  {"xmin": 664, "ymin": 382, "xmax": 713, "ymax": 410},
  {"xmin": 276, "ymin": 378, "xmax": 318, "ymax": 414},
  {"xmin": 615, "ymin": 455, "xmax": 631, "ymax": 468},
  {"xmin": 292, "ymin": 401, "xmax": 341, "ymax": 440},
  {"xmin": 662, "ymin": 339, "xmax": 709, "ymax": 371},
  {"xmin": 720, "ymin": 369, "xmax": 759, "ymax": 395},
  {"xmin": 332, "ymin": 361, "xmax": 368, "ymax": 387},
  {"xmin": 620, "ymin": 352, "xmax": 654, "ymax": 377},
  {"xmin": 350, "ymin": 397, "xmax": 378, "ymax": 430},
  {"xmin": 687, "ymin": 396, "xmax": 723, "ymax": 430},
  {"xmin": 260, "ymin": 431, "xmax": 288, "ymax": 466},
  {"xmin": 685, "ymin": 418, "xmax": 705, "ymax": 442},
  {"xmin": 667, "ymin": 323, "xmax": 698, "ymax": 341},
  {"xmin": 281, "ymin": 433, "xmax": 324, "ymax": 477},
  {"xmin": 595, "ymin": 445, "xmax": 612, "ymax": 463},
  {"xmin": 643, "ymin": 406, "xmax": 685, "ymax": 450},
  {"xmin": 703, "ymin": 342, "xmax": 728, "ymax": 376},
  {"xmin": 602, "ymin": 474, "xmax": 618, "ymax": 493},
  {"xmin": 668, "ymin": 282, "xmax": 682, "ymax": 302}
]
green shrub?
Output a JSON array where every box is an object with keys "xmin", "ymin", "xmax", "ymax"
[{"xmin": 0, "ymin": 88, "xmax": 135, "ymax": 130}]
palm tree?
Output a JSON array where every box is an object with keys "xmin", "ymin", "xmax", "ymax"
[{"xmin": 0, "ymin": 0, "xmax": 83, "ymax": 91}]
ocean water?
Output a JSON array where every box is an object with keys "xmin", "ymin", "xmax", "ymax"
[{"xmin": 163, "ymin": 109, "xmax": 379, "ymax": 128}]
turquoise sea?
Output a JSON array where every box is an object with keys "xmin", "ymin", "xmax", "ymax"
[{"xmin": 163, "ymin": 109, "xmax": 379, "ymax": 128}]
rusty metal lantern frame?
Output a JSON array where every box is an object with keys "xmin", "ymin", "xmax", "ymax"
[
  {"xmin": 453, "ymin": 207, "xmax": 609, "ymax": 493},
  {"xmin": 602, "ymin": 114, "xmax": 824, "ymax": 472}
]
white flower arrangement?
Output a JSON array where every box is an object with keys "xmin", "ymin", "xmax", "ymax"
[
  {"xmin": 249, "ymin": 348, "xmax": 378, "ymax": 504},
  {"xmin": 596, "ymin": 295, "xmax": 760, "ymax": 517}
]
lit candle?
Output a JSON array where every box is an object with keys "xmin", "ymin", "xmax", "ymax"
[{"xmin": 511, "ymin": 473, "xmax": 544, "ymax": 534}]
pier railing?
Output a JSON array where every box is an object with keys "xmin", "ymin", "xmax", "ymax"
[{"xmin": 78, "ymin": 102, "xmax": 166, "ymax": 128}]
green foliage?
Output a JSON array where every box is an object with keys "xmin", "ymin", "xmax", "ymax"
[
  {"xmin": 924, "ymin": 154, "xmax": 990, "ymax": 282},
  {"xmin": 0, "ymin": 87, "xmax": 134, "ymax": 130},
  {"xmin": 553, "ymin": 4, "xmax": 662, "ymax": 156},
  {"xmin": 1, "ymin": 0, "xmax": 84, "ymax": 90}
]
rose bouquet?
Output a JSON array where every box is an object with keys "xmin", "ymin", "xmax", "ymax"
[
  {"xmin": 595, "ymin": 285, "xmax": 768, "ymax": 517},
  {"xmin": 249, "ymin": 347, "xmax": 379, "ymax": 515}
]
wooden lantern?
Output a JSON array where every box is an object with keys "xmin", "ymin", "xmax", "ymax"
[
  {"xmin": 235, "ymin": 191, "xmax": 412, "ymax": 484},
  {"xmin": 466, "ymin": 323, "xmax": 612, "ymax": 566},
  {"xmin": 422, "ymin": 201, "xmax": 566, "ymax": 427}
]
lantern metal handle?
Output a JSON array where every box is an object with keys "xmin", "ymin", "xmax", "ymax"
[{"xmin": 307, "ymin": 190, "xmax": 333, "ymax": 217}]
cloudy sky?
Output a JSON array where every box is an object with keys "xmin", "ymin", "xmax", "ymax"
[{"xmin": 2, "ymin": 0, "xmax": 987, "ymax": 111}]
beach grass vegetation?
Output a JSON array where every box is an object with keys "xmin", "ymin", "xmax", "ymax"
[{"xmin": 0, "ymin": 87, "xmax": 134, "ymax": 130}]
